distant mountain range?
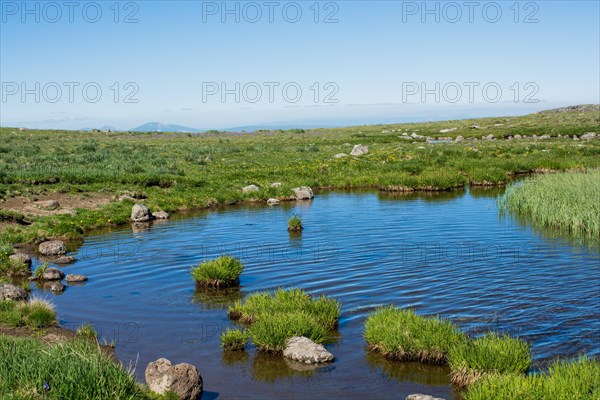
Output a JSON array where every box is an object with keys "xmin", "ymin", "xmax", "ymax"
[{"xmin": 129, "ymin": 122, "xmax": 204, "ymax": 133}]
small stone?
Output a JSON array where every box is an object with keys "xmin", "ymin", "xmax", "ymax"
[
  {"xmin": 267, "ymin": 198, "xmax": 280, "ymax": 206},
  {"xmin": 350, "ymin": 144, "xmax": 369, "ymax": 156},
  {"xmin": 406, "ymin": 395, "xmax": 446, "ymax": 400},
  {"xmin": 0, "ymin": 283, "xmax": 28, "ymax": 301},
  {"xmin": 270, "ymin": 182, "xmax": 282, "ymax": 188},
  {"xmin": 50, "ymin": 282, "xmax": 65, "ymax": 293},
  {"xmin": 145, "ymin": 358, "xmax": 203, "ymax": 400},
  {"xmin": 9, "ymin": 253, "xmax": 32, "ymax": 268},
  {"xmin": 54, "ymin": 256, "xmax": 76, "ymax": 265},
  {"xmin": 55, "ymin": 209, "xmax": 78, "ymax": 216},
  {"xmin": 42, "ymin": 268, "xmax": 65, "ymax": 281},
  {"xmin": 39, "ymin": 240, "xmax": 66, "ymax": 256},
  {"xmin": 439, "ymin": 128, "xmax": 456, "ymax": 133},
  {"xmin": 36, "ymin": 200, "xmax": 60, "ymax": 210},
  {"xmin": 131, "ymin": 204, "xmax": 152, "ymax": 222},
  {"xmin": 292, "ymin": 186, "xmax": 314, "ymax": 200},
  {"xmin": 334, "ymin": 153, "xmax": 348, "ymax": 158},
  {"xmin": 119, "ymin": 195, "xmax": 136, "ymax": 202},
  {"xmin": 581, "ymin": 132, "xmax": 596, "ymax": 140},
  {"xmin": 283, "ymin": 336, "xmax": 334, "ymax": 364},
  {"xmin": 242, "ymin": 185, "xmax": 260, "ymax": 193},
  {"xmin": 153, "ymin": 211, "xmax": 170, "ymax": 220},
  {"xmin": 455, "ymin": 135, "xmax": 464, "ymax": 142},
  {"xmin": 66, "ymin": 274, "xmax": 88, "ymax": 283}
]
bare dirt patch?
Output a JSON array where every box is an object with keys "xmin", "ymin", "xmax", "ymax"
[{"xmin": 0, "ymin": 192, "xmax": 113, "ymax": 217}]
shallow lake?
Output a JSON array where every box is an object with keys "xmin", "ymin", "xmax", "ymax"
[{"xmin": 31, "ymin": 189, "xmax": 600, "ymax": 399}]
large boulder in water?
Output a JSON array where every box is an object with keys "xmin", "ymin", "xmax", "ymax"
[
  {"xmin": 292, "ymin": 186, "xmax": 314, "ymax": 200},
  {"xmin": 145, "ymin": 358, "xmax": 203, "ymax": 400},
  {"xmin": 283, "ymin": 336, "xmax": 334, "ymax": 364}
]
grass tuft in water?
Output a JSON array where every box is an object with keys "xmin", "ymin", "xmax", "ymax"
[
  {"xmin": 191, "ymin": 255, "xmax": 244, "ymax": 288},
  {"xmin": 464, "ymin": 356, "xmax": 600, "ymax": 400},
  {"xmin": 227, "ymin": 288, "xmax": 340, "ymax": 353},
  {"xmin": 220, "ymin": 328, "xmax": 249, "ymax": 351},
  {"xmin": 364, "ymin": 306, "xmax": 466, "ymax": 364},
  {"xmin": 287, "ymin": 215, "xmax": 303, "ymax": 231},
  {"xmin": 448, "ymin": 332, "xmax": 532, "ymax": 387}
]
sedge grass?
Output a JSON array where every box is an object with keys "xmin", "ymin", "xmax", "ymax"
[
  {"xmin": 364, "ymin": 306, "xmax": 466, "ymax": 364},
  {"xmin": 191, "ymin": 255, "xmax": 244, "ymax": 288}
]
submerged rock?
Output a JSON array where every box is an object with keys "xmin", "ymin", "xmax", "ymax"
[
  {"xmin": 0, "ymin": 283, "xmax": 28, "ymax": 301},
  {"xmin": 292, "ymin": 186, "xmax": 314, "ymax": 200},
  {"xmin": 131, "ymin": 204, "xmax": 152, "ymax": 222},
  {"xmin": 50, "ymin": 282, "xmax": 65, "ymax": 293},
  {"xmin": 145, "ymin": 358, "xmax": 203, "ymax": 400},
  {"xmin": 242, "ymin": 185, "xmax": 260, "ymax": 193},
  {"xmin": 42, "ymin": 268, "xmax": 65, "ymax": 281},
  {"xmin": 39, "ymin": 240, "xmax": 66, "ymax": 256},
  {"xmin": 54, "ymin": 256, "xmax": 76, "ymax": 265},
  {"xmin": 153, "ymin": 211, "xmax": 170, "ymax": 220},
  {"xmin": 66, "ymin": 274, "xmax": 88, "ymax": 283},
  {"xmin": 350, "ymin": 144, "xmax": 369, "ymax": 156},
  {"xmin": 267, "ymin": 198, "xmax": 280, "ymax": 206},
  {"xmin": 283, "ymin": 336, "xmax": 334, "ymax": 364}
]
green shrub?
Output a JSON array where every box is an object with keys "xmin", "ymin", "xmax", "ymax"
[
  {"xmin": 76, "ymin": 323, "xmax": 98, "ymax": 340},
  {"xmin": 220, "ymin": 329, "xmax": 249, "ymax": 350},
  {"xmin": 0, "ymin": 300, "xmax": 24, "ymax": 327},
  {"xmin": 448, "ymin": 332, "xmax": 531, "ymax": 387},
  {"xmin": 191, "ymin": 255, "xmax": 244, "ymax": 288},
  {"xmin": 22, "ymin": 298, "xmax": 57, "ymax": 328},
  {"xmin": 364, "ymin": 306, "xmax": 466, "ymax": 364}
]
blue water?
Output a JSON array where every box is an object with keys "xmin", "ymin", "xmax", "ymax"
[{"xmin": 31, "ymin": 189, "xmax": 600, "ymax": 399}]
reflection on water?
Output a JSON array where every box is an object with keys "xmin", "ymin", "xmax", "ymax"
[{"xmin": 29, "ymin": 189, "xmax": 600, "ymax": 400}]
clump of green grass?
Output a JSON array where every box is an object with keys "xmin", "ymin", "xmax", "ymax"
[
  {"xmin": 32, "ymin": 262, "xmax": 48, "ymax": 280},
  {"xmin": 464, "ymin": 356, "xmax": 600, "ymax": 400},
  {"xmin": 0, "ymin": 297, "xmax": 56, "ymax": 328},
  {"xmin": 191, "ymin": 255, "xmax": 244, "ymax": 288},
  {"xmin": 76, "ymin": 323, "xmax": 98, "ymax": 341},
  {"xmin": 227, "ymin": 288, "xmax": 340, "ymax": 353},
  {"xmin": 364, "ymin": 306, "xmax": 466, "ymax": 364},
  {"xmin": 249, "ymin": 311, "xmax": 328, "ymax": 353},
  {"xmin": 499, "ymin": 170, "xmax": 600, "ymax": 241},
  {"xmin": 0, "ymin": 335, "xmax": 158, "ymax": 399},
  {"xmin": 220, "ymin": 328, "xmax": 249, "ymax": 350},
  {"xmin": 287, "ymin": 215, "xmax": 303, "ymax": 231},
  {"xmin": 448, "ymin": 332, "xmax": 531, "ymax": 387}
]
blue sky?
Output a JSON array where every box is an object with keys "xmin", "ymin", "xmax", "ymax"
[{"xmin": 1, "ymin": 1, "xmax": 599, "ymax": 130}]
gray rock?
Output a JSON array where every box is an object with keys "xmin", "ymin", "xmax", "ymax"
[
  {"xmin": 118, "ymin": 195, "xmax": 136, "ymax": 202},
  {"xmin": 54, "ymin": 256, "xmax": 76, "ymax": 265},
  {"xmin": 9, "ymin": 253, "xmax": 32, "ymax": 268},
  {"xmin": 131, "ymin": 204, "xmax": 152, "ymax": 222},
  {"xmin": 406, "ymin": 395, "xmax": 446, "ymax": 400},
  {"xmin": 581, "ymin": 132, "xmax": 596, "ymax": 140},
  {"xmin": 36, "ymin": 200, "xmax": 60, "ymax": 210},
  {"xmin": 267, "ymin": 198, "xmax": 280, "ymax": 206},
  {"xmin": 242, "ymin": 185, "xmax": 260, "ymax": 193},
  {"xmin": 42, "ymin": 268, "xmax": 65, "ymax": 281},
  {"xmin": 50, "ymin": 282, "xmax": 65, "ymax": 293},
  {"xmin": 470, "ymin": 125, "xmax": 481, "ymax": 129},
  {"xmin": 540, "ymin": 134, "xmax": 551, "ymax": 139},
  {"xmin": 55, "ymin": 208, "xmax": 78, "ymax": 216},
  {"xmin": 292, "ymin": 186, "xmax": 314, "ymax": 200},
  {"xmin": 66, "ymin": 274, "xmax": 88, "ymax": 283},
  {"xmin": 153, "ymin": 211, "xmax": 170, "ymax": 220},
  {"xmin": 485, "ymin": 134, "xmax": 495, "ymax": 140},
  {"xmin": 573, "ymin": 135, "xmax": 580, "ymax": 140},
  {"xmin": 283, "ymin": 336, "xmax": 334, "ymax": 364},
  {"xmin": 439, "ymin": 128, "xmax": 456, "ymax": 133},
  {"xmin": 350, "ymin": 144, "xmax": 369, "ymax": 156},
  {"xmin": 270, "ymin": 182, "xmax": 282, "ymax": 188},
  {"xmin": 334, "ymin": 153, "xmax": 348, "ymax": 158},
  {"xmin": 145, "ymin": 358, "xmax": 203, "ymax": 400},
  {"xmin": 0, "ymin": 283, "xmax": 28, "ymax": 301},
  {"xmin": 39, "ymin": 240, "xmax": 66, "ymax": 256},
  {"xmin": 514, "ymin": 134, "xmax": 523, "ymax": 139},
  {"xmin": 455, "ymin": 135, "xmax": 464, "ymax": 142}
]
